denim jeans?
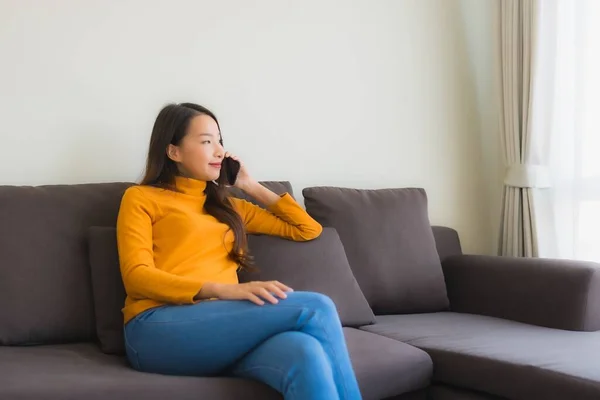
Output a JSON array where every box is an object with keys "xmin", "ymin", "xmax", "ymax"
[{"xmin": 123, "ymin": 291, "xmax": 362, "ymax": 400}]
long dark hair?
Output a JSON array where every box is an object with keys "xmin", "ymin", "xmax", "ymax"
[{"xmin": 141, "ymin": 103, "xmax": 254, "ymax": 271}]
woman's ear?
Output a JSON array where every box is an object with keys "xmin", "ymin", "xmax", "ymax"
[{"xmin": 166, "ymin": 144, "xmax": 181, "ymax": 162}]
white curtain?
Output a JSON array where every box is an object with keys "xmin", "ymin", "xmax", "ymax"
[
  {"xmin": 498, "ymin": 0, "xmax": 551, "ymax": 257},
  {"xmin": 535, "ymin": 0, "xmax": 600, "ymax": 262}
]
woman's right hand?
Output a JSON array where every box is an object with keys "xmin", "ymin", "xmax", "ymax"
[{"xmin": 196, "ymin": 281, "xmax": 293, "ymax": 305}]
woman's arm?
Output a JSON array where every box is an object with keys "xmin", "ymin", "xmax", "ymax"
[
  {"xmin": 241, "ymin": 180, "xmax": 281, "ymax": 207},
  {"xmin": 226, "ymin": 152, "xmax": 322, "ymax": 240},
  {"xmin": 117, "ymin": 187, "xmax": 204, "ymax": 303},
  {"xmin": 231, "ymin": 184, "xmax": 322, "ymax": 240}
]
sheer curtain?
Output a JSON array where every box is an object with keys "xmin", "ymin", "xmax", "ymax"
[{"xmin": 536, "ymin": 0, "xmax": 600, "ymax": 262}]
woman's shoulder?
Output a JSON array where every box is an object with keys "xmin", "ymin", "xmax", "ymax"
[{"xmin": 122, "ymin": 184, "xmax": 170, "ymax": 203}]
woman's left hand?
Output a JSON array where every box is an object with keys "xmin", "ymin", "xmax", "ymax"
[{"xmin": 224, "ymin": 152, "xmax": 255, "ymax": 191}]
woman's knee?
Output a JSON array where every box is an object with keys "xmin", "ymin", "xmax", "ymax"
[
  {"xmin": 276, "ymin": 332, "xmax": 331, "ymax": 370},
  {"xmin": 286, "ymin": 291, "xmax": 338, "ymax": 315}
]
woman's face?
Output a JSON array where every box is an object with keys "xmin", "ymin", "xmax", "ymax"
[{"xmin": 168, "ymin": 114, "xmax": 224, "ymax": 181}]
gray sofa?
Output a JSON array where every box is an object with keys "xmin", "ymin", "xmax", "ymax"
[{"xmin": 1, "ymin": 181, "xmax": 599, "ymax": 400}]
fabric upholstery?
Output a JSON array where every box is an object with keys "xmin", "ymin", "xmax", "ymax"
[
  {"xmin": 0, "ymin": 182, "xmax": 133, "ymax": 345},
  {"xmin": 89, "ymin": 226, "xmax": 127, "ymax": 354},
  {"xmin": 303, "ymin": 186, "xmax": 449, "ymax": 314},
  {"xmin": 0, "ymin": 329, "xmax": 431, "ymax": 400},
  {"xmin": 361, "ymin": 312, "xmax": 600, "ymax": 400},
  {"xmin": 343, "ymin": 328, "xmax": 432, "ymax": 400},
  {"xmin": 0, "ymin": 343, "xmax": 280, "ymax": 400},
  {"xmin": 431, "ymin": 226, "xmax": 462, "ymax": 261},
  {"xmin": 443, "ymin": 254, "xmax": 600, "ymax": 331},
  {"xmin": 239, "ymin": 228, "xmax": 375, "ymax": 327}
]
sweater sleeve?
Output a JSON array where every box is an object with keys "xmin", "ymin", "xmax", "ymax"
[
  {"xmin": 231, "ymin": 193, "xmax": 322, "ymax": 241},
  {"xmin": 116, "ymin": 187, "xmax": 203, "ymax": 304}
]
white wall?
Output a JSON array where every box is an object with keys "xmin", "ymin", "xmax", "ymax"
[
  {"xmin": 459, "ymin": 0, "xmax": 503, "ymax": 254},
  {"xmin": 0, "ymin": 0, "xmax": 494, "ymax": 254}
]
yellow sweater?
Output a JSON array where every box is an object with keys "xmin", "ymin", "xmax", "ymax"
[{"xmin": 116, "ymin": 176, "xmax": 322, "ymax": 324}]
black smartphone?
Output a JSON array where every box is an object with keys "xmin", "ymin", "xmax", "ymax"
[{"xmin": 218, "ymin": 156, "xmax": 241, "ymax": 186}]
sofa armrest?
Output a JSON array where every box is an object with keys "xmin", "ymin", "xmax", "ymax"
[{"xmin": 442, "ymin": 255, "xmax": 600, "ymax": 331}]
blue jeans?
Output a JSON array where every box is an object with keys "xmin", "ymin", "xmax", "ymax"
[{"xmin": 123, "ymin": 291, "xmax": 362, "ymax": 400}]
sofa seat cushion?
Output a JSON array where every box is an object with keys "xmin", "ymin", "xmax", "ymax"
[
  {"xmin": 343, "ymin": 327, "xmax": 432, "ymax": 399},
  {"xmin": 0, "ymin": 343, "xmax": 280, "ymax": 400},
  {"xmin": 0, "ymin": 330, "xmax": 431, "ymax": 400},
  {"xmin": 360, "ymin": 312, "xmax": 600, "ymax": 400}
]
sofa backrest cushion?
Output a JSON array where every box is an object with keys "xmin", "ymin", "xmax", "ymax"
[
  {"xmin": 239, "ymin": 228, "xmax": 375, "ymax": 327},
  {"xmin": 0, "ymin": 183, "xmax": 133, "ymax": 345},
  {"xmin": 303, "ymin": 186, "xmax": 449, "ymax": 315},
  {"xmin": 89, "ymin": 226, "xmax": 126, "ymax": 353}
]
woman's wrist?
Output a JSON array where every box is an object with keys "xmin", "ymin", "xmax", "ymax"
[
  {"xmin": 241, "ymin": 181, "xmax": 281, "ymax": 207},
  {"xmin": 237, "ymin": 179, "xmax": 260, "ymax": 194},
  {"xmin": 195, "ymin": 282, "xmax": 223, "ymax": 300}
]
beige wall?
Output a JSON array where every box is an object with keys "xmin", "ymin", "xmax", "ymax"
[
  {"xmin": 459, "ymin": 0, "xmax": 503, "ymax": 254},
  {"xmin": 0, "ymin": 0, "xmax": 497, "ymax": 254}
]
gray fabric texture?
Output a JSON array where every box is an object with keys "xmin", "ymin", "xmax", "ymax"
[
  {"xmin": 0, "ymin": 343, "xmax": 280, "ymax": 400},
  {"xmin": 431, "ymin": 226, "xmax": 462, "ymax": 261},
  {"xmin": 88, "ymin": 226, "xmax": 127, "ymax": 354},
  {"xmin": 0, "ymin": 329, "xmax": 431, "ymax": 400},
  {"xmin": 360, "ymin": 312, "xmax": 600, "ymax": 400},
  {"xmin": 239, "ymin": 229, "xmax": 375, "ymax": 327},
  {"xmin": 443, "ymin": 254, "xmax": 600, "ymax": 331},
  {"xmin": 343, "ymin": 327, "xmax": 432, "ymax": 399},
  {"xmin": 0, "ymin": 183, "xmax": 133, "ymax": 345},
  {"xmin": 303, "ymin": 186, "xmax": 449, "ymax": 314}
]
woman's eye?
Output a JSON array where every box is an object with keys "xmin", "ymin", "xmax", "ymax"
[{"xmin": 201, "ymin": 140, "xmax": 211, "ymax": 144}]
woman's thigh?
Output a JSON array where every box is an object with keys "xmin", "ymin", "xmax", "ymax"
[{"xmin": 123, "ymin": 291, "xmax": 335, "ymax": 376}]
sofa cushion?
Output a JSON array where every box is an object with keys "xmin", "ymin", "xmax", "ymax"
[
  {"xmin": 239, "ymin": 228, "xmax": 375, "ymax": 327},
  {"xmin": 360, "ymin": 312, "xmax": 600, "ymax": 400},
  {"xmin": 89, "ymin": 226, "xmax": 127, "ymax": 354},
  {"xmin": 343, "ymin": 327, "xmax": 432, "ymax": 399},
  {"xmin": 0, "ymin": 331, "xmax": 431, "ymax": 400},
  {"xmin": 0, "ymin": 182, "xmax": 133, "ymax": 345},
  {"xmin": 88, "ymin": 181, "xmax": 297, "ymax": 354},
  {"xmin": 303, "ymin": 186, "xmax": 449, "ymax": 314},
  {"xmin": 0, "ymin": 343, "xmax": 280, "ymax": 400}
]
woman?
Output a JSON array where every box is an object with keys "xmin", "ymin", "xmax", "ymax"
[{"xmin": 117, "ymin": 102, "xmax": 362, "ymax": 400}]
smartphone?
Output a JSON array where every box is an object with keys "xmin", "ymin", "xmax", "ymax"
[{"xmin": 218, "ymin": 156, "xmax": 241, "ymax": 186}]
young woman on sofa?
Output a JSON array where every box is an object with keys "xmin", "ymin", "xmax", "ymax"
[{"xmin": 116, "ymin": 102, "xmax": 362, "ymax": 400}]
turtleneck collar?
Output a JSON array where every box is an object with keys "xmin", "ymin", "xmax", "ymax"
[{"xmin": 174, "ymin": 176, "xmax": 208, "ymax": 198}]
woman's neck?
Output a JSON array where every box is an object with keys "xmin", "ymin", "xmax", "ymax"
[{"xmin": 174, "ymin": 176, "xmax": 207, "ymax": 197}]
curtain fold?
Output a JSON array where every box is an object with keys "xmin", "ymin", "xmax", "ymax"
[{"xmin": 498, "ymin": 0, "xmax": 544, "ymax": 257}]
